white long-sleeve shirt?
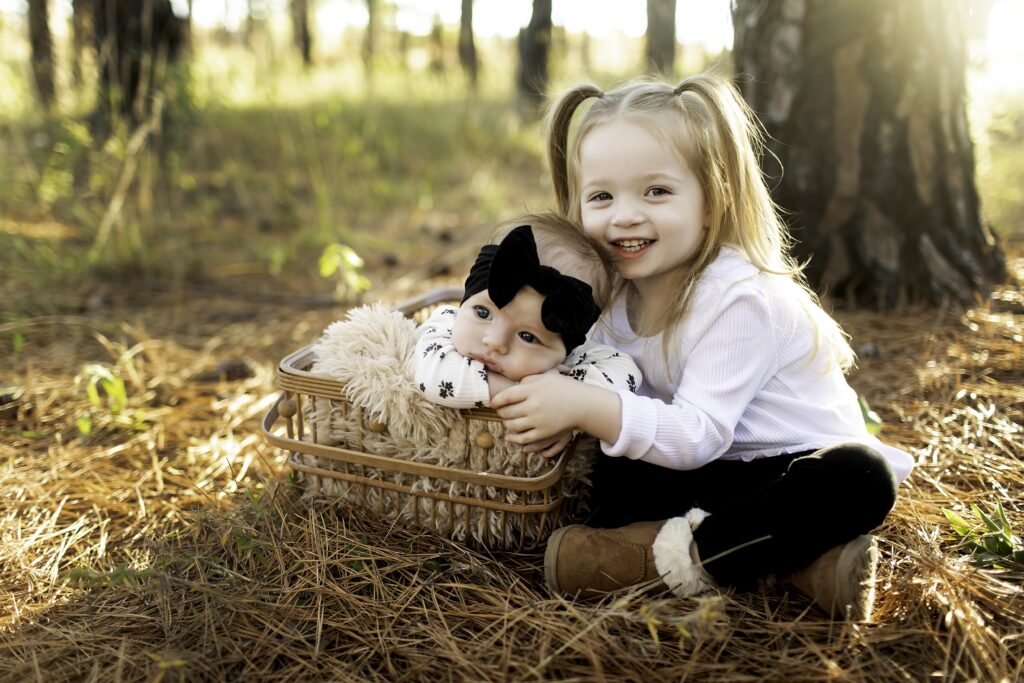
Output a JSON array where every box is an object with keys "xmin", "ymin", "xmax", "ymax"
[
  {"xmin": 590, "ymin": 247, "xmax": 914, "ymax": 482},
  {"xmin": 414, "ymin": 305, "xmax": 642, "ymax": 409}
]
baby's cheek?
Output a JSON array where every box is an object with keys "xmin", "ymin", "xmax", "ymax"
[{"xmin": 450, "ymin": 316, "xmax": 472, "ymax": 355}]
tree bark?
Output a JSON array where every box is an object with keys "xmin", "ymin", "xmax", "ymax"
[
  {"xmin": 517, "ymin": 0, "xmax": 552, "ymax": 117},
  {"xmin": 458, "ymin": 0, "xmax": 478, "ymax": 90},
  {"xmin": 28, "ymin": 0, "xmax": 56, "ymax": 110},
  {"xmin": 732, "ymin": 0, "xmax": 1005, "ymax": 307},
  {"xmin": 291, "ymin": 0, "xmax": 312, "ymax": 66},
  {"xmin": 645, "ymin": 0, "xmax": 676, "ymax": 75}
]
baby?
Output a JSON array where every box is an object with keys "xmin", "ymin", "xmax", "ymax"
[{"xmin": 415, "ymin": 211, "xmax": 641, "ymax": 414}]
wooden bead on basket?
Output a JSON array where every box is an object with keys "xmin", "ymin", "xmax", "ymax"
[
  {"xmin": 474, "ymin": 430, "xmax": 495, "ymax": 450},
  {"xmin": 278, "ymin": 399, "xmax": 298, "ymax": 419}
]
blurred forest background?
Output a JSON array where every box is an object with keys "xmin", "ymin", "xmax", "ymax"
[
  {"xmin": 1, "ymin": 0, "xmax": 1021, "ymax": 316},
  {"xmin": 2, "ymin": 2, "xmax": 1024, "ymax": 680}
]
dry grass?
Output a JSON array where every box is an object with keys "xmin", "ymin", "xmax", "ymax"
[{"xmin": 1, "ymin": 258, "xmax": 1022, "ymax": 682}]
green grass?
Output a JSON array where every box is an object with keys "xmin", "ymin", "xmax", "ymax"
[{"xmin": 0, "ymin": 37, "xmax": 552, "ymax": 314}]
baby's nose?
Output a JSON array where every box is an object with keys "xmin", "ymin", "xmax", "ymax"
[{"xmin": 483, "ymin": 333, "xmax": 508, "ymax": 353}]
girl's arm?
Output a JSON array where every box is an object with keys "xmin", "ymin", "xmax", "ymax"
[
  {"xmin": 604, "ymin": 294, "xmax": 779, "ymax": 469},
  {"xmin": 414, "ymin": 306, "xmax": 495, "ymax": 408},
  {"xmin": 497, "ymin": 291, "xmax": 781, "ymax": 469}
]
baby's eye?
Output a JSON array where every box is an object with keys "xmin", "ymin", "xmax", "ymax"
[
  {"xmin": 473, "ymin": 305, "xmax": 491, "ymax": 320},
  {"xmin": 517, "ymin": 331, "xmax": 538, "ymax": 344},
  {"xmin": 646, "ymin": 186, "xmax": 671, "ymax": 197},
  {"xmin": 587, "ymin": 191, "xmax": 612, "ymax": 203}
]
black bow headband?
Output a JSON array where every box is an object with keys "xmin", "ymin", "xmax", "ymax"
[{"xmin": 462, "ymin": 225, "xmax": 600, "ymax": 353}]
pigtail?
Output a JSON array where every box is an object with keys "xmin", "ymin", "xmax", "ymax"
[{"xmin": 545, "ymin": 84, "xmax": 603, "ymax": 217}]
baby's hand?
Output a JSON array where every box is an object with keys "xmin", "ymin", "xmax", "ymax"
[{"xmin": 486, "ymin": 371, "xmax": 517, "ymax": 400}]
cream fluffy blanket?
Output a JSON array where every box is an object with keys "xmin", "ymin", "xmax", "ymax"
[{"xmin": 301, "ymin": 304, "xmax": 595, "ymax": 548}]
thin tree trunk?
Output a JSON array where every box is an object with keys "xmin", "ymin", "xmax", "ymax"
[
  {"xmin": 732, "ymin": 0, "xmax": 1005, "ymax": 307},
  {"xmin": 71, "ymin": 0, "xmax": 93, "ymax": 86},
  {"xmin": 517, "ymin": 0, "xmax": 552, "ymax": 117},
  {"xmin": 429, "ymin": 14, "xmax": 445, "ymax": 76},
  {"xmin": 458, "ymin": 0, "xmax": 477, "ymax": 90},
  {"xmin": 291, "ymin": 0, "xmax": 312, "ymax": 66},
  {"xmin": 362, "ymin": 0, "xmax": 376, "ymax": 81},
  {"xmin": 645, "ymin": 0, "xmax": 676, "ymax": 75},
  {"xmin": 28, "ymin": 0, "xmax": 56, "ymax": 110}
]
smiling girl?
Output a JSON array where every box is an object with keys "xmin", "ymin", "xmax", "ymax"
[{"xmin": 491, "ymin": 75, "xmax": 914, "ymax": 621}]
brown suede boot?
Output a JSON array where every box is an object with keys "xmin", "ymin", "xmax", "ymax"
[
  {"xmin": 781, "ymin": 534, "xmax": 879, "ymax": 621},
  {"xmin": 544, "ymin": 509, "xmax": 714, "ymax": 600}
]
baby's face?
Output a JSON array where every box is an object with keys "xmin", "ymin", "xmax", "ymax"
[{"xmin": 452, "ymin": 286, "xmax": 567, "ymax": 381}]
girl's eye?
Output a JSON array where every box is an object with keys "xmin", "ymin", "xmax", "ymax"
[
  {"xmin": 587, "ymin": 191, "xmax": 612, "ymax": 203},
  {"xmin": 473, "ymin": 305, "xmax": 491, "ymax": 320},
  {"xmin": 517, "ymin": 331, "xmax": 538, "ymax": 344},
  {"xmin": 646, "ymin": 186, "xmax": 670, "ymax": 197}
]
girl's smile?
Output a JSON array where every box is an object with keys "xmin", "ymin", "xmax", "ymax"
[{"xmin": 611, "ymin": 238, "xmax": 656, "ymax": 258}]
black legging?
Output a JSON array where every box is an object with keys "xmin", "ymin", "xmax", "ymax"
[{"xmin": 586, "ymin": 443, "xmax": 898, "ymax": 587}]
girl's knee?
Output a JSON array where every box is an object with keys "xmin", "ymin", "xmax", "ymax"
[{"xmin": 790, "ymin": 444, "xmax": 898, "ymax": 524}]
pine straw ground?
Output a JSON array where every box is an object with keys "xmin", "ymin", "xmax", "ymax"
[{"xmin": 1, "ymin": 259, "xmax": 1023, "ymax": 683}]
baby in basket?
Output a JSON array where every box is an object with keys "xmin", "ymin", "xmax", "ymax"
[
  {"xmin": 414, "ymin": 212, "xmax": 642, "ymax": 458},
  {"xmin": 304, "ymin": 211, "xmax": 641, "ymax": 547}
]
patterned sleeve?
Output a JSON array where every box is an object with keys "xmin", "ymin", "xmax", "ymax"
[
  {"xmin": 562, "ymin": 341, "xmax": 642, "ymax": 394},
  {"xmin": 412, "ymin": 306, "xmax": 491, "ymax": 409}
]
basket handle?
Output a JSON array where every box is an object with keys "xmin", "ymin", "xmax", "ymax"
[{"xmin": 394, "ymin": 286, "xmax": 464, "ymax": 317}]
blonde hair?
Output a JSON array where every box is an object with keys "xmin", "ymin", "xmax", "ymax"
[
  {"xmin": 488, "ymin": 210, "xmax": 615, "ymax": 309},
  {"xmin": 545, "ymin": 73, "xmax": 855, "ymax": 371}
]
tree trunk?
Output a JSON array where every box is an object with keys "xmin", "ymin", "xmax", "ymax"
[
  {"xmin": 732, "ymin": 0, "xmax": 1005, "ymax": 307},
  {"xmin": 458, "ymin": 0, "xmax": 477, "ymax": 90},
  {"xmin": 429, "ymin": 14, "xmax": 445, "ymax": 75},
  {"xmin": 28, "ymin": 0, "xmax": 56, "ymax": 110},
  {"xmin": 93, "ymin": 0, "xmax": 185, "ymax": 126},
  {"xmin": 71, "ymin": 0, "xmax": 93, "ymax": 86},
  {"xmin": 291, "ymin": 0, "xmax": 312, "ymax": 66},
  {"xmin": 292, "ymin": 0, "xmax": 311, "ymax": 66},
  {"xmin": 517, "ymin": 0, "xmax": 552, "ymax": 117},
  {"xmin": 362, "ymin": 0, "xmax": 376, "ymax": 81},
  {"xmin": 645, "ymin": 0, "xmax": 676, "ymax": 75}
]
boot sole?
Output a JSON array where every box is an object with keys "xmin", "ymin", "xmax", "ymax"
[
  {"xmin": 544, "ymin": 524, "xmax": 583, "ymax": 594},
  {"xmin": 834, "ymin": 534, "xmax": 878, "ymax": 621}
]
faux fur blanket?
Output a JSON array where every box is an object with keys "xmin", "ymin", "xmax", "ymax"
[{"xmin": 300, "ymin": 304, "xmax": 595, "ymax": 548}]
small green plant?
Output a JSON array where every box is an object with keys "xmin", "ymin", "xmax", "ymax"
[
  {"xmin": 944, "ymin": 502, "xmax": 1024, "ymax": 572},
  {"xmin": 319, "ymin": 242, "xmax": 372, "ymax": 300},
  {"xmin": 858, "ymin": 395, "xmax": 882, "ymax": 436},
  {"xmin": 74, "ymin": 363, "xmax": 129, "ymax": 435}
]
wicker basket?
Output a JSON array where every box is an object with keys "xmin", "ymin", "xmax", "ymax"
[{"xmin": 261, "ymin": 287, "xmax": 589, "ymax": 550}]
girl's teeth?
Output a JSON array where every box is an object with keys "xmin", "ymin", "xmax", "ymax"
[{"xmin": 616, "ymin": 240, "xmax": 650, "ymax": 251}]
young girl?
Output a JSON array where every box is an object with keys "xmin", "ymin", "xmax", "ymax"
[
  {"xmin": 490, "ymin": 74, "xmax": 914, "ymax": 621},
  {"xmin": 415, "ymin": 212, "xmax": 641, "ymax": 458}
]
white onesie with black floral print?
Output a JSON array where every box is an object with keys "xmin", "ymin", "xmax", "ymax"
[{"xmin": 414, "ymin": 305, "xmax": 641, "ymax": 409}]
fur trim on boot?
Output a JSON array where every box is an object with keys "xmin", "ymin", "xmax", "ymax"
[{"xmin": 652, "ymin": 508, "xmax": 715, "ymax": 598}]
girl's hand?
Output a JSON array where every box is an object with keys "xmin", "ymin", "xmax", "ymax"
[
  {"xmin": 492, "ymin": 374, "xmax": 622, "ymax": 446},
  {"xmin": 492, "ymin": 374, "xmax": 583, "ymax": 445},
  {"xmin": 522, "ymin": 430, "xmax": 573, "ymax": 459}
]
